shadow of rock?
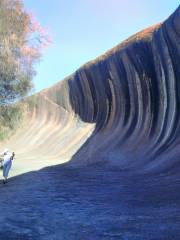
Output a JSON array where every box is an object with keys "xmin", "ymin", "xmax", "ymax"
[{"xmin": 0, "ymin": 163, "xmax": 180, "ymax": 239}]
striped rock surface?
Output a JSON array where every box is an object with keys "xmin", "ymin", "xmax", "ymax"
[{"xmin": 1, "ymin": 6, "xmax": 180, "ymax": 176}]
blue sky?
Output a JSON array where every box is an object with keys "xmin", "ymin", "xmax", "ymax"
[{"xmin": 23, "ymin": 0, "xmax": 179, "ymax": 92}]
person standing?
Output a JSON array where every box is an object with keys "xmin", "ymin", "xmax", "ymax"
[{"xmin": 2, "ymin": 148, "xmax": 15, "ymax": 184}]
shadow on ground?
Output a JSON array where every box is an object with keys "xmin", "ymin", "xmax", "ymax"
[{"xmin": 0, "ymin": 162, "xmax": 180, "ymax": 240}]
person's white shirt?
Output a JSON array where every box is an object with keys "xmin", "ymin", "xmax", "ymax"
[{"xmin": 3, "ymin": 152, "xmax": 12, "ymax": 164}]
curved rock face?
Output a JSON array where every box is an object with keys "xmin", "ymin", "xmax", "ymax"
[
  {"xmin": 66, "ymin": 6, "xmax": 180, "ymax": 172},
  {"xmin": 2, "ymin": 6, "xmax": 180, "ymax": 174}
]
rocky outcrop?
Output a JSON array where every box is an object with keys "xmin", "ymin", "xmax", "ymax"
[
  {"xmin": 3, "ymin": 6, "xmax": 180, "ymax": 173},
  {"xmin": 61, "ymin": 6, "xmax": 180, "ymax": 172}
]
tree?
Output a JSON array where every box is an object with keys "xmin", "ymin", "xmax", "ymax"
[{"xmin": 0, "ymin": 0, "xmax": 50, "ymax": 105}]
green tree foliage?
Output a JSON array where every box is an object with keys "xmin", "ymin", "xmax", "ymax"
[
  {"xmin": 0, "ymin": 0, "xmax": 50, "ymax": 104},
  {"xmin": 0, "ymin": 104, "xmax": 23, "ymax": 140},
  {"xmin": 0, "ymin": 0, "xmax": 50, "ymax": 140}
]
